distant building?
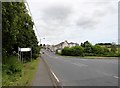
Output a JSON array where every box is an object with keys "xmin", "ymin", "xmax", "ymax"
[
  {"xmin": 52, "ymin": 40, "xmax": 79, "ymax": 52},
  {"xmin": 69, "ymin": 42, "xmax": 79, "ymax": 47}
]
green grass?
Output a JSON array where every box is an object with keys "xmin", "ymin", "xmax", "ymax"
[
  {"xmin": 82, "ymin": 56, "xmax": 118, "ymax": 59},
  {"xmin": 2, "ymin": 56, "xmax": 39, "ymax": 86},
  {"xmin": 13, "ymin": 59, "xmax": 39, "ymax": 86},
  {"xmin": 0, "ymin": 63, "xmax": 2, "ymax": 87},
  {"xmin": 59, "ymin": 55, "xmax": 118, "ymax": 59}
]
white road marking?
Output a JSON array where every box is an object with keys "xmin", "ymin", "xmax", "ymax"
[
  {"xmin": 72, "ymin": 63, "xmax": 88, "ymax": 67},
  {"xmin": 50, "ymin": 69, "xmax": 60, "ymax": 82},
  {"xmin": 113, "ymin": 76, "xmax": 119, "ymax": 79},
  {"xmin": 80, "ymin": 59, "xmax": 87, "ymax": 60}
]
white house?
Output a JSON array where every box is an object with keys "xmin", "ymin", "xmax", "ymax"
[
  {"xmin": 68, "ymin": 42, "xmax": 79, "ymax": 47},
  {"xmin": 52, "ymin": 40, "xmax": 79, "ymax": 52}
]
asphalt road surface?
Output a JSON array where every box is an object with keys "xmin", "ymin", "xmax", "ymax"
[{"xmin": 41, "ymin": 49, "xmax": 118, "ymax": 86}]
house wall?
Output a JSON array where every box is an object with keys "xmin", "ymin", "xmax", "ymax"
[
  {"xmin": 52, "ymin": 41, "xmax": 78, "ymax": 52},
  {"xmin": 69, "ymin": 44, "xmax": 77, "ymax": 47},
  {"xmin": 62, "ymin": 42, "xmax": 69, "ymax": 48}
]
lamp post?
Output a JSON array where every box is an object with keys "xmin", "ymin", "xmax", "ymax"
[{"xmin": 40, "ymin": 38, "xmax": 45, "ymax": 45}]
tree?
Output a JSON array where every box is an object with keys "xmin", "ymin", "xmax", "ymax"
[
  {"xmin": 82, "ymin": 41, "xmax": 93, "ymax": 53},
  {"xmin": 40, "ymin": 44, "xmax": 42, "ymax": 47},
  {"xmin": 101, "ymin": 47, "xmax": 110, "ymax": 56},
  {"xmin": 2, "ymin": 2, "xmax": 40, "ymax": 59},
  {"xmin": 111, "ymin": 43, "xmax": 117, "ymax": 53},
  {"xmin": 61, "ymin": 46, "xmax": 84, "ymax": 56},
  {"xmin": 93, "ymin": 45, "xmax": 104, "ymax": 55},
  {"xmin": 71, "ymin": 46, "xmax": 84, "ymax": 56}
]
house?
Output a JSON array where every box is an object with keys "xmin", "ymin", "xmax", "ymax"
[
  {"xmin": 68, "ymin": 42, "xmax": 79, "ymax": 47},
  {"xmin": 52, "ymin": 40, "xmax": 79, "ymax": 52}
]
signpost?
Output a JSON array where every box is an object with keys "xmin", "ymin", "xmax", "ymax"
[{"xmin": 18, "ymin": 47, "xmax": 32, "ymax": 63}]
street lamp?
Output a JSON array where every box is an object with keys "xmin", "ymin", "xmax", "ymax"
[{"xmin": 40, "ymin": 38, "xmax": 45, "ymax": 45}]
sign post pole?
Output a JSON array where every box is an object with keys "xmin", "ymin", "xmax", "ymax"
[
  {"xmin": 18, "ymin": 47, "xmax": 32, "ymax": 63},
  {"xmin": 31, "ymin": 48, "xmax": 32, "ymax": 61},
  {"xmin": 18, "ymin": 47, "xmax": 19, "ymax": 61}
]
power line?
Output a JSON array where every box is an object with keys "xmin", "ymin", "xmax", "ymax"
[{"xmin": 25, "ymin": 0, "xmax": 41, "ymax": 41}]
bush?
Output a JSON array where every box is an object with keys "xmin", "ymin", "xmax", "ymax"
[
  {"xmin": 71, "ymin": 46, "xmax": 84, "ymax": 56},
  {"xmin": 33, "ymin": 54, "xmax": 40, "ymax": 60},
  {"xmin": 3, "ymin": 56, "xmax": 23, "ymax": 75},
  {"xmin": 61, "ymin": 47, "xmax": 71, "ymax": 56},
  {"xmin": 61, "ymin": 46, "xmax": 84, "ymax": 56},
  {"xmin": 92, "ymin": 45, "xmax": 104, "ymax": 55}
]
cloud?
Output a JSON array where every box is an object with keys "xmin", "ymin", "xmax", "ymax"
[
  {"xmin": 76, "ymin": 16, "xmax": 98, "ymax": 29},
  {"xmin": 27, "ymin": 0, "xmax": 118, "ymax": 44},
  {"xmin": 42, "ymin": 5, "xmax": 72, "ymax": 25},
  {"xmin": 75, "ymin": 1, "xmax": 118, "ymax": 30}
]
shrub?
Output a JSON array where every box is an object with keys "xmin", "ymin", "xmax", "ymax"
[
  {"xmin": 61, "ymin": 46, "xmax": 84, "ymax": 56},
  {"xmin": 3, "ymin": 56, "xmax": 23, "ymax": 75},
  {"xmin": 93, "ymin": 45, "xmax": 104, "ymax": 55},
  {"xmin": 61, "ymin": 47, "xmax": 71, "ymax": 56},
  {"xmin": 71, "ymin": 46, "xmax": 84, "ymax": 56}
]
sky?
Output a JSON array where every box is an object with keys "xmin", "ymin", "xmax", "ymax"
[{"xmin": 27, "ymin": 0, "xmax": 118, "ymax": 45}]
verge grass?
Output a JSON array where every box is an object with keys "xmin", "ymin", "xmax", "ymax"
[{"xmin": 2, "ymin": 56, "xmax": 39, "ymax": 86}]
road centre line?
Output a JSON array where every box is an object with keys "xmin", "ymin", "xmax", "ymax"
[
  {"xmin": 113, "ymin": 76, "xmax": 119, "ymax": 79},
  {"xmin": 72, "ymin": 63, "xmax": 88, "ymax": 67}
]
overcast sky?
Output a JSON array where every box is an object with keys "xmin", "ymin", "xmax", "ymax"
[{"xmin": 27, "ymin": 0, "xmax": 118, "ymax": 45}]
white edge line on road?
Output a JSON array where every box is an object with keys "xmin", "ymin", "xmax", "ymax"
[
  {"xmin": 50, "ymin": 69, "xmax": 60, "ymax": 83},
  {"xmin": 113, "ymin": 76, "xmax": 119, "ymax": 79}
]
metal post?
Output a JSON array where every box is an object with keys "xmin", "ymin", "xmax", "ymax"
[
  {"xmin": 18, "ymin": 47, "xmax": 19, "ymax": 61},
  {"xmin": 31, "ymin": 48, "xmax": 32, "ymax": 61},
  {"xmin": 20, "ymin": 50, "xmax": 21, "ymax": 62},
  {"xmin": 22, "ymin": 52, "xmax": 23, "ymax": 63},
  {"xmin": 40, "ymin": 39, "xmax": 41, "ymax": 45}
]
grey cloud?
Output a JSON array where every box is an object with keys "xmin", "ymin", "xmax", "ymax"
[
  {"xmin": 76, "ymin": 1, "xmax": 117, "ymax": 29},
  {"xmin": 38, "ymin": 5, "xmax": 73, "ymax": 36},
  {"xmin": 76, "ymin": 17, "xmax": 98, "ymax": 29},
  {"xmin": 42, "ymin": 5, "xmax": 72, "ymax": 24},
  {"xmin": 93, "ymin": 1, "xmax": 117, "ymax": 15}
]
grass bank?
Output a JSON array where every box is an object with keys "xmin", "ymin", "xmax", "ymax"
[
  {"xmin": 2, "ymin": 56, "xmax": 39, "ymax": 86},
  {"xmin": 82, "ymin": 56, "xmax": 118, "ymax": 59},
  {"xmin": 58, "ymin": 54, "xmax": 118, "ymax": 59}
]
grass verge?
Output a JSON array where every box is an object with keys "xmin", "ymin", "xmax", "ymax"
[
  {"xmin": 13, "ymin": 59, "xmax": 39, "ymax": 86},
  {"xmin": 2, "ymin": 56, "xmax": 39, "ymax": 86},
  {"xmin": 82, "ymin": 56, "xmax": 118, "ymax": 59}
]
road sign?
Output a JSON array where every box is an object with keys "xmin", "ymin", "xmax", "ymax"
[
  {"xmin": 19, "ymin": 48, "xmax": 31, "ymax": 52},
  {"xmin": 18, "ymin": 47, "xmax": 32, "ymax": 63}
]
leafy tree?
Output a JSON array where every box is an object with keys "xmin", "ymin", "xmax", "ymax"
[
  {"xmin": 102, "ymin": 47, "xmax": 110, "ymax": 55},
  {"xmin": 71, "ymin": 46, "xmax": 84, "ymax": 56},
  {"xmin": 82, "ymin": 41, "xmax": 93, "ymax": 53},
  {"xmin": 61, "ymin": 46, "xmax": 84, "ymax": 56},
  {"xmin": 43, "ymin": 44, "xmax": 45, "ymax": 46},
  {"xmin": 111, "ymin": 44, "xmax": 117, "ymax": 53},
  {"xmin": 61, "ymin": 47, "xmax": 71, "ymax": 56},
  {"xmin": 93, "ymin": 45, "xmax": 104, "ymax": 55},
  {"xmin": 40, "ymin": 44, "xmax": 42, "ymax": 47},
  {"xmin": 2, "ymin": 2, "xmax": 40, "ymax": 59}
]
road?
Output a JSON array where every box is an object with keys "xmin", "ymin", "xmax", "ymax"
[{"xmin": 41, "ymin": 49, "xmax": 118, "ymax": 86}]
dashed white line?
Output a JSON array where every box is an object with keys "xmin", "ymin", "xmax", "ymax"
[
  {"xmin": 72, "ymin": 63, "xmax": 88, "ymax": 67},
  {"xmin": 113, "ymin": 76, "xmax": 119, "ymax": 79}
]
